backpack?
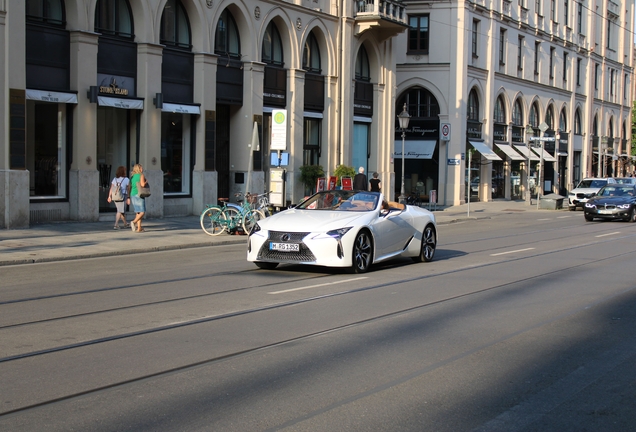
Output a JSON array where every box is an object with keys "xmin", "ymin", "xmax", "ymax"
[{"xmin": 111, "ymin": 180, "xmax": 124, "ymax": 202}]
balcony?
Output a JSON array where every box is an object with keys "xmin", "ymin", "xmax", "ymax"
[
  {"xmin": 354, "ymin": 0, "xmax": 408, "ymax": 39},
  {"xmin": 607, "ymin": 0, "xmax": 620, "ymax": 18}
]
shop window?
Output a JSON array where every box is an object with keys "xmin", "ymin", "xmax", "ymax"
[
  {"xmin": 160, "ymin": 0, "xmax": 191, "ymax": 51},
  {"xmin": 27, "ymin": 101, "xmax": 67, "ymax": 198},
  {"xmin": 162, "ymin": 113, "xmax": 191, "ymax": 194},
  {"xmin": 95, "ymin": 0, "xmax": 134, "ymax": 39},
  {"xmin": 303, "ymin": 118, "xmax": 321, "ymax": 166}
]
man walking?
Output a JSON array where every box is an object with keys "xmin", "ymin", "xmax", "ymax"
[{"xmin": 353, "ymin": 167, "xmax": 368, "ymax": 191}]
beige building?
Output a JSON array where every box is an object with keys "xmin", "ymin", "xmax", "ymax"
[
  {"xmin": 0, "ymin": 0, "xmax": 407, "ymax": 228},
  {"xmin": 394, "ymin": 0, "xmax": 634, "ymax": 206}
]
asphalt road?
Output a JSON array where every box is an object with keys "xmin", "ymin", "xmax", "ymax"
[{"xmin": 1, "ymin": 210, "xmax": 636, "ymax": 431}]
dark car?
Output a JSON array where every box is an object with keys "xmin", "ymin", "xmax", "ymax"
[{"xmin": 584, "ymin": 184, "xmax": 636, "ymax": 222}]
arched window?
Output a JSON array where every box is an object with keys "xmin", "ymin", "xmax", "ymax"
[
  {"xmin": 160, "ymin": 0, "xmax": 191, "ymax": 50},
  {"xmin": 608, "ymin": 119, "xmax": 614, "ymax": 137},
  {"xmin": 468, "ymin": 89, "xmax": 479, "ymax": 121},
  {"xmin": 529, "ymin": 103, "xmax": 539, "ymax": 127},
  {"xmin": 215, "ymin": 9, "xmax": 241, "ymax": 58},
  {"xmin": 262, "ymin": 22, "xmax": 283, "ymax": 66},
  {"xmin": 494, "ymin": 96, "xmax": 506, "ymax": 123},
  {"xmin": 95, "ymin": 0, "xmax": 133, "ymax": 39},
  {"xmin": 545, "ymin": 105, "xmax": 554, "ymax": 129},
  {"xmin": 355, "ymin": 46, "xmax": 370, "ymax": 82},
  {"xmin": 402, "ymin": 88, "xmax": 440, "ymax": 118},
  {"xmin": 559, "ymin": 109, "xmax": 567, "ymax": 131},
  {"xmin": 303, "ymin": 33, "xmax": 321, "ymax": 74},
  {"xmin": 574, "ymin": 109, "xmax": 582, "ymax": 135},
  {"xmin": 512, "ymin": 99, "xmax": 523, "ymax": 126},
  {"xmin": 26, "ymin": 0, "xmax": 65, "ymax": 26},
  {"xmin": 592, "ymin": 116, "xmax": 598, "ymax": 136}
]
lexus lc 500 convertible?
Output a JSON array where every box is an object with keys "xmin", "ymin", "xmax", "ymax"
[{"xmin": 246, "ymin": 190, "xmax": 437, "ymax": 273}]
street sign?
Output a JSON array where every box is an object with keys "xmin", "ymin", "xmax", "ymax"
[
  {"xmin": 441, "ymin": 123, "xmax": 451, "ymax": 141},
  {"xmin": 447, "ymin": 158, "xmax": 460, "ymax": 165},
  {"xmin": 529, "ymin": 136, "xmax": 555, "ymax": 142}
]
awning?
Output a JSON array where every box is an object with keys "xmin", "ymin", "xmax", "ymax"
[
  {"xmin": 557, "ymin": 151, "xmax": 568, "ymax": 156},
  {"xmin": 533, "ymin": 147, "xmax": 557, "ymax": 162},
  {"xmin": 161, "ymin": 103, "xmax": 200, "ymax": 114},
  {"xmin": 495, "ymin": 143, "xmax": 526, "ymax": 161},
  {"xmin": 26, "ymin": 89, "xmax": 77, "ymax": 104},
  {"xmin": 98, "ymin": 96, "xmax": 144, "ymax": 110},
  {"xmin": 469, "ymin": 141, "xmax": 502, "ymax": 161},
  {"xmin": 513, "ymin": 145, "xmax": 540, "ymax": 161},
  {"xmin": 394, "ymin": 140, "xmax": 436, "ymax": 159}
]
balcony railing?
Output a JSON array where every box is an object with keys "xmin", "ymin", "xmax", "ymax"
[
  {"xmin": 355, "ymin": 0, "xmax": 406, "ymax": 24},
  {"xmin": 607, "ymin": 0, "xmax": 620, "ymax": 17}
]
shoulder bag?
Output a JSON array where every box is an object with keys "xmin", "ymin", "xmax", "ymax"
[{"xmin": 138, "ymin": 181, "xmax": 151, "ymax": 198}]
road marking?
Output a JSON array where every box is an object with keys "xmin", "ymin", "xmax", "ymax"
[
  {"xmin": 537, "ymin": 218, "xmax": 552, "ymax": 221},
  {"xmin": 557, "ymin": 215, "xmax": 572, "ymax": 219},
  {"xmin": 269, "ymin": 277, "xmax": 368, "ymax": 294},
  {"xmin": 596, "ymin": 232, "xmax": 620, "ymax": 238},
  {"xmin": 491, "ymin": 248, "xmax": 535, "ymax": 256}
]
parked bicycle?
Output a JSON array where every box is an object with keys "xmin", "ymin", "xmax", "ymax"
[{"xmin": 200, "ymin": 192, "xmax": 266, "ymax": 236}]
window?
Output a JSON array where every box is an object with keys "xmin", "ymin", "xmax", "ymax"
[
  {"xmin": 574, "ymin": 109, "xmax": 582, "ymax": 134},
  {"xmin": 215, "ymin": 9, "xmax": 241, "ymax": 57},
  {"xmin": 534, "ymin": 41, "xmax": 540, "ymax": 75},
  {"xmin": 160, "ymin": 0, "xmax": 191, "ymax": 50},
  {"xmin": 594, "ymin": 63, "xmax": 599, "ymax": 90},
  {"xmin": 404, "ymin": 88, "xmax": 441, "ymax": 118},
  {"xmin": 536, "ymin": 0, "xmax": 542, "ymax": 15},
  {"xmin": 606, "ymin": 20, "xmax": 611, "ymax": 49},
  {"xmin": 563, "ymin": 0, "xmax": 568, "ymax": 26},
  {"xmin": 576, "ymin": 58, "xmax": 581, "ymax": 86},
  {"xmin": 609, "ymin": 68, "xmax": 615, "ymax": 97},
  {"xmin": 550, "ymin": 0, "xmax": 556, "ymax": 21},
  {"xmin": 529, "ymin": 103, "xmax": 539, "ymax": 127},
  {"xmin": 303, "ymin": 118, "xmax": 321, "ymax": 166},
  {"xmin": 563, "ymin": 52, "xmax": 568, "ymax": 82},
  {"xmin": 517, "ymin": 36, "xmax": 524, "ymax": 70},
  {"xmin": 559, "ymin": 109, "xmax": 567, "ymax": 131},
  {"xmin": 408, "ymin": 15, "xmax": 429, "ymax": 54},
  {"xmin": 26, "ymin": 0, "xmax": 65, "ymax": 26},
  {"xmin": 94, "ymin": 0, "xmax": 133, "ymax": 39},
  {"xmin": 303, "ymin": 33, "xmax": 321, "ymax": 73},
  {"xmin": 512, "ymin": 99, "xmax": 523, "ymax": 125},
  {"xmin": 472, "ymin": 20, "xmax": 479, "ymax": 57},
  {"xmin": 262, "ymin": 21, "xmax": 283, "ymax": 66},
  {"xmin": 549, "ymin": 47, "xmax": 555, "ymax": 79},
  {"xmin": 577, "ymin": 2, "xmax": 583, "ymax": 34},
  {"xmin": 499, "ymin": 29, "xmax": 506, "ymax": 65},
  {"xmin": 468, "ymin": 89, "xmax": 479, "ymax": 121},
  {"xmin": 355, "ymin": 46, "xmax": 370, "ymax": 82},
  {"xmin": 161, "ymin": 113, "xmax": 191, "ymax": 194},
  {"xmin": 494, "ymin": 96, "xmax": 506, "ymax": 123},
  {"xmin": 545, "ymin": 106, "xmax": 554, "ymax": 129},
  {"xmin": 624, "ymin": 73, "xmax": 629, "ymax": 100}
]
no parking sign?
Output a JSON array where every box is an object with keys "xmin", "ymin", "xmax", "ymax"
[{"xmin": 440, "ymin": 123, "xmax": 451, "ymax": 141}]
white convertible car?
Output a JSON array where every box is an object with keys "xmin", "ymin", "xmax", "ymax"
[{"xmin": 246, "ymin": 190, "xmax": 437, "ymax": 273}]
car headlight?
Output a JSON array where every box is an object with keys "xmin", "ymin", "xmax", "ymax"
[
  {"xmin": 585, "ymin": 202, "xmax": 596, "ymax": 208},
  {"xmin": 313, "ymin": 227, "xmax": 352, "ymax": 241},
  {"xmin": 617, "ymin": 204, "xmax": 631, "ymax": 209},
  {"xmin": 249, "ymin": 222, "xmax": 261, "ymax": 235}
]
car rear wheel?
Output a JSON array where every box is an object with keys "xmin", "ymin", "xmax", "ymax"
[
  {"xmin": 255, "ymin": 262, "xmax": 278, "ymax": 270},
  {"xmin": 413, "ymin": 224, "xmax": 437, "ymax": 263},
  {"xmin": 351, "ymin": 230, "xmax": 373, "ymax": 274}
]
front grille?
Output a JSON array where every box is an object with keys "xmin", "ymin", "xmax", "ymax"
[
  {"xmin": 257, "ymin": 231, "xmax": 317, "ymax": 262},
  {"xmin": 601, "ymin": 204, "xmax": 616, "ymax": 210}
]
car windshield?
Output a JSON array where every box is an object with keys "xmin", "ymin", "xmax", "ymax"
[
  {"xmin": 297, "ymin": 191, "xmax": 380, "ymax": 211},
  {"xmin": 577, "ymin": 179, "xmax": 607, "ymax": 188},
  {"xmin": 598, "ymin": 186, "xmax": 635, "ymax": 197},
  {"xmin": 613, "ymin": 178, "xmax": 636, "ymax": 184}
]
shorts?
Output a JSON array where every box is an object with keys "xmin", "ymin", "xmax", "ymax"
[
  {"xmin": 131, "ymin": 195, "xmax": 146, "ymax": 213},
  {"xmin": 114, "ymin": 199, "xmax": 126, "ymax": 213}
]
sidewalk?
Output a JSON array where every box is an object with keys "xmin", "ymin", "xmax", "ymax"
[{"xmin": 0, "ymin": 200, "xmax": 556, "ymax": 266}]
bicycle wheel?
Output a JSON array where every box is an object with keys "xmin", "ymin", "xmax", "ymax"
[
  {"xmin": 200, "ymin": 207, "xmax": 226, "ymax": 236},
  {"xmin": 222, "ymin": 207, "xmax": 242, "ymax": 233},
  {"xmin": 242, "ymin": 209, "xmax": 266, "ymax": 233}
]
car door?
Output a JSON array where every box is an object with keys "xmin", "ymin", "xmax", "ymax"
[{"xmin": 371, "ymin": 208, "xmax": 415, "ymax": 260}]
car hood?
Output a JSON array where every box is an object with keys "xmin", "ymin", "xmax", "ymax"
[
  {"xmin": 259, "ymin": 209, "xmax": 372, "ymax": 232},
  {"xmin": 570, "ymin": 187, "xmax": 601, "ymax": 195},
  {"xmin": 588, "ymin": 196, "xmax": 634, "ymax": 205}
]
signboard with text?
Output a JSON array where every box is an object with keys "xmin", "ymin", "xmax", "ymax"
[{"xmin": 270, "ymin": 109, "xmax": 287, "ymax": 150}]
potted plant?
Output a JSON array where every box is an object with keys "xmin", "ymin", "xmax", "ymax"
[
  {"xmin": 333, "ymin": 164, "xmax": 356, "ymax": 187},
  {"xmin": 299, "ymin": 164, "xmax": 325, "ymax": 194}
]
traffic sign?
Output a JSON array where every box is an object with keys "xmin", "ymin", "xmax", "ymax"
[{"xmin": 441, "ymin": 123, "xmax": 451, "ymax": 141}]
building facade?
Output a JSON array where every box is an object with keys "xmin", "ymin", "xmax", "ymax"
[
  {"xmin": 394, "ymin": 0, "xmax": 634, "ymax": 206},
  {"xmin": 0, "ymin": 0, "xmax": 407, "ymax": 228}
]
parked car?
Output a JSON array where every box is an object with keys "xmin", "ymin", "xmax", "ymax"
[
  {"xmin": 611, "ymin": 177, "xmax": 636, "ymax": 185},
  {"xmin": 583, "ymin": 184, "xmax": 636, "ymax": 222},
  {"xmin": 568, "ymin": 178, "xmax": 615, "ymax": 210},
  {"xmin": 246, "ymin": 190, "xmax": 437, "ymax": 273}
]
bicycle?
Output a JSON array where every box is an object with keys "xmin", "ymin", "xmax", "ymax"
[{"xmin": 200, "ymin": 193, "xmax": 265, "ymax": 236}]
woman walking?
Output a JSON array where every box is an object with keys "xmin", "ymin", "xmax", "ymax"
[
  {"xmin": 127, "ymin": 164, "xmax": 148, "ymax": 232},
  {"xmin": 107, "ymin": 166, "xmax": 130, "ymax": 229},
  {"xmin": 369, "ymin": 172, "xmax": 381, "ymax": 192}
]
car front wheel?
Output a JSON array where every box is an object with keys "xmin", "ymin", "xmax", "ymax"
[
  {"xmin": 584, "ymin": 214, "xmax": 594, "ymax": 222},
  {"xmin": 351, "ymin": 230, "xmax": 373, "ymax": 274},
  {"xmin": 413, "ymin": 224, "xmax": 437, "ymax": 263}
]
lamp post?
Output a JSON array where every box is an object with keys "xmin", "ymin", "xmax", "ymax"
[
  {"xmin": 525, "ymin": 125, "xmax": 535, "ymax": 205},
  {"xmin": 397, "ymin": 103, "xmax": 411, "ymax": 204}
]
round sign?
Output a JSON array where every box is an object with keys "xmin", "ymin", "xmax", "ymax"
[
  {"xmin": 274, "ymin": 112, "xmax": 285, "ymax": 124},
  {"xmin": 442, "ymin": 124, "xmax": 450, "ymax": 137}
]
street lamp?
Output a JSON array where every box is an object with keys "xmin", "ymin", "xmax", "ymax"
[
  {"xmin": 525, "ymin": 125, "xmax": 535, "ymax": 205},
  {"xmin": 397, "ymin": 103, "xmax": 411, "ymax": 204}
]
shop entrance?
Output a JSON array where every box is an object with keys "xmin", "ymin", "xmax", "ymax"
[
  {"xmin": 97, "ymin": 107, "xmax": 131, "ymax": 213},
  {"xmin": 216, "ymin": 104, "xmax": 231, "ymax": 200}
]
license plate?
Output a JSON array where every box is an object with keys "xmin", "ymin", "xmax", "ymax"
[
  {"xmin": 598, "ymin": 209, "xmax": 613, "ymax": 214},
  {"xmin": 270, "ymin": 242, "xmax": 300, "ymax": 252}
]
